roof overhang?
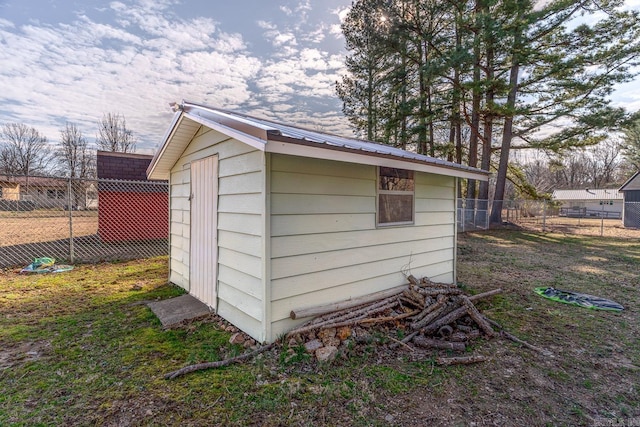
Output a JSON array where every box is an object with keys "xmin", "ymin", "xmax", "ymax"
[
  {"xmin": 619, "ymin": 171, "xmax": 640, "ymax": 192},
  {"xmin": 147, "ymin": 106, "xmax": 272, "ymax": 180},
  {"xmin": 147, "ymin": 101, "xmax": 489, "ymax": 181}
]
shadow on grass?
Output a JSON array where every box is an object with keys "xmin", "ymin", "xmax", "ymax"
[{"xmin": 0, "ymin": 235, "xmax": 167, "ymax": 268}]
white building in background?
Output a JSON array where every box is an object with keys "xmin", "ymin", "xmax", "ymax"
[{"xmin": 552, "ymin": 189, "xmax": 623, "ymax": 219}]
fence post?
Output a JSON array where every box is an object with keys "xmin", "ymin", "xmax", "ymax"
[
  {"xmin": 68, "ymin": 178, "xmax": 74, "ymax": 263},
  {"xmin": 542, "ymin": 200, "xmax": 546, "ymax": 232}
]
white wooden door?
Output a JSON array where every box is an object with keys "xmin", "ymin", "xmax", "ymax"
[{"xmin": 190, "ymin": 155, "xmax": 219, "ymax": 310}]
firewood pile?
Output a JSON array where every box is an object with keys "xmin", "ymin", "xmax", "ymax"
[
  {"xmin": 285, "ymin": 275, "xmax": 507, "ymax": 365},
  {"xmin": 165, "ymin": 275, "xmax": 550, "ymax": 379}
]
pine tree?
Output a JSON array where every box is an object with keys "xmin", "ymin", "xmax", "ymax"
[{"xmin": 337, "ymin": 0, "xmax": 640, "ymax": 227}]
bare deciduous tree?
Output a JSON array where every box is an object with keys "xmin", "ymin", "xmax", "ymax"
[
  {"xmin": 56, "ymin": 122, "xmax": 95, "ymax": 179},
  {"xmin": 584, "ymin": 139, "xmax": 624, "ymax": 188},
  {"xmin": 56, "ymin": 123, "xmax": 96, "ymax": 210},
  {"xmin": 96, "ymin": 113, "xmax": 137, "ymax": 153},
  {"xmin": 0, "ymin": 123, "xmax": 51, "ymax": 176}
]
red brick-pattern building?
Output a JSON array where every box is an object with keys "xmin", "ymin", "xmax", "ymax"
[{"xmin": 97, "ymin": 151, "xmax": 168, "ymax": 243}]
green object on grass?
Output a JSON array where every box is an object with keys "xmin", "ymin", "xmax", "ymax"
[
  {"xmin": 534, "ymin": 287, "xmax": 623, "ymax": 312},
  {"xmin": 21, "ymin": 257, "xmax": 73, "ymax": 274}
]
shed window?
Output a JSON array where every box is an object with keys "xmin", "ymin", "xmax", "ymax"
[{"xmin": 377, "ymin": 167, "xmax": 414, "ymax": 226}]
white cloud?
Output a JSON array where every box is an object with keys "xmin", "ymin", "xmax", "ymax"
[
  {"xmin": 256, "ymin": 20, "xmax": 276, "ymax": 30},
  {"xmin": 0, "ymin": 1, "xmax": 268, "ymax": 150},
  {"xmin": 329, "ymin": 5, "xmax": 350, "ymax": 37},
  {"xmin": 279, "ymin": 6, "xmax": 292, "ymax": 16},
  {"xmin": 622, "ymin": 0, "xmax": 640, "ymax": 10},
  {"xmin": 299, "ymin": 48, "xmax": 330, "ymax": 70},
  {"xmin": 0, "ymin": 0, "xmax": 358, "ymax": 153},
  {"xmin": 302, "ymin": 24, "xmax": 327, "ymax": 44},
  {"xmin": 333, "ymin": 6, "xmax": 351, "ymax": 23},
  {"xmin": 272, "ymin": 31, "xmax": 297, "ymax": 47},
  {"xmin": 0, "ymin": 18, "xmax": 15, "ymax": 28}
]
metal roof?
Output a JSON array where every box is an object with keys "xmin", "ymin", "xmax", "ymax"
[
  {"xmin": 619, "ymin": 171, "xmax": 640, "ymax": 192},
  {"xmin": 147, "ymin": 101, "xmax": 490, "ymax": 181},
  {"xmin": 552, "ymin": 189, "xmax": 623, "ymax": 201}
]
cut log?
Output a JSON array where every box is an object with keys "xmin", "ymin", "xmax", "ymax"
[
  {"xmin": 410, "ymin": 294, "xmax": 448, "ymax": 328},
  {"xmin": 467, "ymin": 288, "xmax": 502, "ymax": 302},
  {"xmin": 164, "ymin": 343, "xmax": 276, "ymax": 380},
  {"xmin": 455, "ymin": 324, "xmax": 473, "ymax": 333},
  {"xmin": 413, "ymin": 336, "xmax": 465, "ymax": 351},
  {"xmin": 437, "ymin": 325, "xmax": 453, "ymax": 338},
  {"xmin": 483, "ymin": 316, "xmax": 553, "ymax": 356},
  {"xmin": 411, "ymin": 304, "xmax": 448, "ymax": 331},
  {"xmin": 419, "ymin": 278, "xmax": 460, "ymax": 289},
  {"xmin": 396, "ymin": 330, "xmax": 420, "ymax": 347},
  {"xmin": 500, "ymin": 330, "xmax": 553, "ymax": 356},
  {"xmin": 308, "ymin": 295, "xmax": 400, "ymax": 329},
  {"xmin": 420, "ymin": 287, "xmax": 502, "ymax": 333},
  {"xmin": 436, "ymin": 355, "xmax": 488, "ymax": 366},
  {"xmin": 402, "ymin": 289, "xmax": 425, "ymax": 307},
  {"xmin": 449, "ymin": 330, "xmax": 481, "ymax": 342},
  {"xmin": 287, "ymin": 301, "xmax": 398, "ymax": 336},
  {"xmin": 407, "ymin": 275, "xmax": 420, "ymax": 286},
  {"xmin": 358, "ymin": 309, "xmax": 420, "ymax": 325},
  {"xmin": 417, "ymin": 288, "xmax": 463, "ymax": 296},
  {"xmin": 421, "ymin": 305, "xmax": 468, "ymax": 335},
  {"xmin": 387, "ymin": 336, "xmax": 416, "ymax": 352},
  {"xmin": 462, "ymin": 297, "xmax": 495, "ymax": 337},
  {"xmin": 399, "ymin": 296, "xmax": 424, "ymax": 309},
  {"xmin": 290, "ymin": 285, "xmax": 408, "ymax": 319},
  {"xmin": 409, "ymin": 288, "xmax": 426, "ymax": 305}
]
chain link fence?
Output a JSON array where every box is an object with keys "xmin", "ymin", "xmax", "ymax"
[
  {"xmin": 457, "ymin": 198, "xmax": 490, "ymax": 232},
  {"xmin": 458, "ymin": 198, "xmax": 640, "ymax": 237},
  {"xmin": 0, "ymin": 174, "xmax": 168, "ymax": 268},
  {"xmin": 4, "ymin": 174, "xmax": 638, "ymax": 267}
]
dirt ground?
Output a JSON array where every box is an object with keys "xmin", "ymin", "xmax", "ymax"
[
  {"xmin": 516, "ymin": 216, "xmax": 640, "ymax": 239},
  {"xmin": 377, "ymin": 229, "xmax": 640, "ymax": 426},
  {"xmin": 0, "ymin": 212, "xmax": 98, "ymax": 246}
]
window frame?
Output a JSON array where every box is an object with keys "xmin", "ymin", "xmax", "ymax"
[{"xmin": 376, "ymin": 166, "xmax": 415, "ymax": 227}]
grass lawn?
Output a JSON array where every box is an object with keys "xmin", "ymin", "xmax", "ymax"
[{"xmin": 1, "ymin": 230, "xmax": 639, "ymax": 426}]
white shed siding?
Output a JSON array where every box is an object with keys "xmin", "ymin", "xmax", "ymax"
[
  {"xmin": 168, "ymin": 127, "xmax": 265, "ymax": 339},
  {"xmin": 169, "ymin": 167, "xmax": 190, "ymax": 289},
  {"xmin": 268, "ymin": 154, "xmax": 456, "ymax": 338}
]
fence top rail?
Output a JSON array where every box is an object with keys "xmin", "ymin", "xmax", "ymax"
[
  {"xmin": 1, "ymin": 174, "xmax": 168, "ymax": 186},
  {"xmin": 97, "ymin": 178, "xmax": 168, "ymax": 186}
]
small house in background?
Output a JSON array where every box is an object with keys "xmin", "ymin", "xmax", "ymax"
[
  {"xmin": 96, "ymin": 151, "xmax": 168, "ymax": 242},
  {"xmin": 619, "ymin": 171, "xmax": 640, "ymax": 228},
  {"xmin": 147, "ymin": 101, "xmax": 488, "ymax": 343},
  {"xmin": 0, "ymin": 177, "xmax": 21, "ymax": 203},
  {"xmin": 552, "ymin": 189, "xmax": 623, "ymax": 219},
  {"xmin": 0, "ymin": 175, "xmax": 68, "ymax": 210}
]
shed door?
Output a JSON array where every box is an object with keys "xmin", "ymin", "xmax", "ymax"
[{"xmin": 190, "ymin": 155, "xmax": 219, "ymax": 310}]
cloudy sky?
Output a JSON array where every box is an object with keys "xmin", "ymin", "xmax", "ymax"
[
  {"xmin": 0, "ymin": 0, "xmax": 352, "ymax": 153},
  {"xmin": 0, "ymin": 0, "xmax": 639, "ymax": 155}
]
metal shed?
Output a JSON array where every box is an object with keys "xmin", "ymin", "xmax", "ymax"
[
  {"xmin": 147, "ymin": 101, "xmax": 489, "ymax": 343},
  {"xmin": 619, "ymin": 171, "xmax": 640, "ymax": 228}
]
